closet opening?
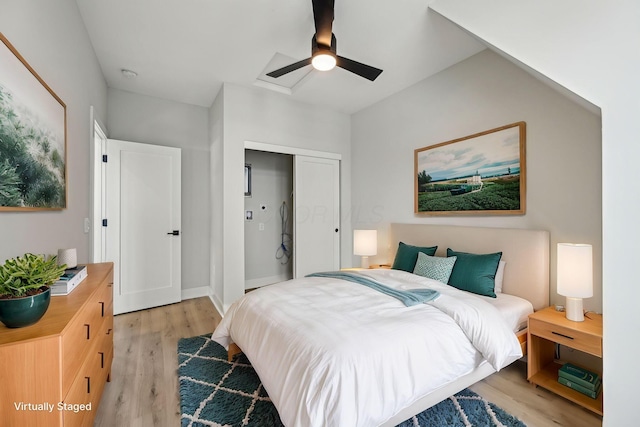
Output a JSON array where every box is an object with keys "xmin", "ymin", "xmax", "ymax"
[{"xmin": 244, "ymin": 149, "xmax": 294, "ymax": 290}]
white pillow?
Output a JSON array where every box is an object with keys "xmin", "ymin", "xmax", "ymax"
[{"xmin": 494, "ymin": 260, "xmax": 506, "ymax": 293}]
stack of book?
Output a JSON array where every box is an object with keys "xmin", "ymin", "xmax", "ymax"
[
  {"xmin": 558, "ymin": 363, "xmax": 602, "ymax": 399},
  {"xmin": 51, "ymin": 265, "xmax": 88, "ymax": 296}
]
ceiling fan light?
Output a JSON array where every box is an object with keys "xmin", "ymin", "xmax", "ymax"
[{"xmin": 312, "ymin": 53, "xmax": 336, "ymax": 71}]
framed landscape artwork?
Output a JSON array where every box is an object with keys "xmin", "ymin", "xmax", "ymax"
[
  {"xmin": 0, "ymin": 33, "xmax": 67, "ymax": 210},
  {"xmin": 414, "ymin": 122, "xmax": 526, "ymax": 215}
]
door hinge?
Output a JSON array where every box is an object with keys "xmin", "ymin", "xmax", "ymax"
[
  {"xmin": 102, "ymin": 219, "xmax": 108, "ymax": 227},
  {"xmin": 102, "ymin": 154, "xmax": 108, "ymax": 163}
]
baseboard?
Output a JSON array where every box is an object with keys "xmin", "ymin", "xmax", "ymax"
[
  {"xmin": 245, "ymin": 273, "xmax": 292, "ymax": 290},
  {"xmin": 210, "ymin": 293, "xmax": 225, "ymax": 317},
  {"xmin": 181, "ymin": 286, "xmax": 210, "ymax": 301}
]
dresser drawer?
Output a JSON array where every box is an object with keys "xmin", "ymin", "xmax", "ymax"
[
  {"xmin": 96, "ymin": 306, "xmax": 114, "ymax": 380},
  {"xmin": 62, "ymin": 360, "xmax": 93, "ymax": 427},
  {"xmin": 529, "ymin": 317, "xmax": 602, "ymax": 357},
  {"xmin": 62, "ymin": 279, "xmax": 112, "ymax": 395},
  {"xmin": 64, "ymin": 328, "xmax": 111, "ymax": 427}
]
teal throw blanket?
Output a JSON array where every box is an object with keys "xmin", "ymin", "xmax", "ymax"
[{"xmin": 306, "ymin": 271, "xmax": 439, "ymax": 307}]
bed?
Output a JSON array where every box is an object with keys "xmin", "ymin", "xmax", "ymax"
[{"xmin": 212, "ymin": 224, "xmax": 549, "ymax": 427}]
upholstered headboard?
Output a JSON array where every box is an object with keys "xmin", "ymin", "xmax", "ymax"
[{"xmin": 389, "ymin": 224, "xmax": 549, "ymax": 310}]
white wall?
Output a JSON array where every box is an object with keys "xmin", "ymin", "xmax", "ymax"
[
  {"xmin": 209, "ymin": 87, "xmax": 225, "ymax": 311},
  {"xmin": 428, "ymin": 1, "xmax": 640, "ymax": 423},
  {"xmin": 212, "ymin": 83, "xmax": 351, "ymax": 311},
  {"xmin": 0, "ymin": 0, "xmax": 107, "ymax": 263},
  {"xmin": 244, "ymin": 150, "xmax": 293, "ymax": 288},
  {"xmin": 352, "ymin": 49, "xmax": 602, "ymax": 312},
  {"xmin": 107, "ymin": 89, "xmax": 210, "ymax": 292}
]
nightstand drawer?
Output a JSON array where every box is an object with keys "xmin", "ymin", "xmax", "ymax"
[{"xmin": 529, "ymin": 318, "xmax": 602, "ymax": 357}]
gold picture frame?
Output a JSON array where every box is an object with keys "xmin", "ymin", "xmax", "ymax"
[
  {"xmin": 414, "ymin": 122, "xmax": 526, "ymax": 215},
  {"xmin": 0, "ymin": 32, "xmax": 67, "ymax": 210}
]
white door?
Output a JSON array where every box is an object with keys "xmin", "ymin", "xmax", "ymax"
[
  {"xmin": 105, "ymin": 139, "xmax": 181, "ymax": 314},
  {"xmin": 293, "ymin": 156, "xmax": 340, "ymax": 277}
]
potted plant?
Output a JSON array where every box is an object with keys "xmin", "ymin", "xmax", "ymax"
[{"xmin": 0, "ymin": 253, "xmax": 67, "ymax": 328}]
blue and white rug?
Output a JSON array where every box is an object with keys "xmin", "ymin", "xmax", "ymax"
[{"xmin": 178, "ymin": 334, "xmax": 527, "ymax": 427}]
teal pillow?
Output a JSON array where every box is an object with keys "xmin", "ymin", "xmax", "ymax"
[
  {"xmin": 391, "ymin": 242, "xmax": 437, "ymax": 272},
  {"xmin": 413, "ymin": 252, "xmax": 457, "ymax": 284},
  {"xmin": 446, "ymin": 249, "xmax": 502, "ymax": 298}
]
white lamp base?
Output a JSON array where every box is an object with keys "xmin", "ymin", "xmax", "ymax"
[
  {"xmin": 565, "ymin": 297, "xmax": 584, "ymax": 322},
  {"xmin": 360, "ymin": 256, "xmax": 370, "ymax": 269}
]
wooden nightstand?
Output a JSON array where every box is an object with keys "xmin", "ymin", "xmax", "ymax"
[{"xmin": 527, "ymin": 306, "xmax": 603, "ymax": 415}]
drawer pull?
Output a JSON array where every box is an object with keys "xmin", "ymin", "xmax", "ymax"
[
  {"xmin": 100, "ymin": 301, "xmax": 105, "ymax": 317},
  {"xmin": 84, "ymin": 324, "xmax": 91, "ymax": 340},
  {"xmin": 99, "ymin": 352, "xmax": 104, "ymax": 368},
  {"xmin": 552, "ymin": 331, "xmax": 574, "ymax": 340},
  {"xmin": 106, "ymin": 328, "xmax": 112, "ymax": 335},
  {"xmin": 85, "ymin": 376, "xmax": 91, "ymax": 394}
]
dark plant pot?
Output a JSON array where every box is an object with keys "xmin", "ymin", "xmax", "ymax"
[{"xmin": 0, "ymin": 288, "xmax": 51, "ymax": 328}]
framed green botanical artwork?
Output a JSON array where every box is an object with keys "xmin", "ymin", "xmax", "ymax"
[{"xmin": 0, "ymin": 32, "xmax": 67, "ymax": 210}]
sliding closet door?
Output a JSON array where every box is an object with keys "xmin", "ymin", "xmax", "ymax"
[{"xmin": 293, "ymin": 155, "xmax": 340, "ymax": 277}]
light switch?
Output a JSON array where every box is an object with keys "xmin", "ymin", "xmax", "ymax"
[
  {"xmin": 84, "ymin": 218, "xmax": 90, "ymax": 233},
  {"xmin": 259, "ymin": 223, "xmax": 265, "ymax": 231}
]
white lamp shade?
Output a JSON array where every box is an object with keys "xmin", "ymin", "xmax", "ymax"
[
  {"xmin": 557, "ymin": 243, "xmax": 593, "ymax": 298},
  {"xmin": 354, "ymin": 230, "xmax": 377, "ymax": 256}
]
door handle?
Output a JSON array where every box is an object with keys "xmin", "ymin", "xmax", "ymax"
[{"xmin": 167, "ymin": 230, "xmax": 180, "ymax": 236}]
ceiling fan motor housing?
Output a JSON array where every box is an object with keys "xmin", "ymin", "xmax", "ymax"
[{"xmin": 312, "ymin": 33, "xmax": 337, "ymax": 56}]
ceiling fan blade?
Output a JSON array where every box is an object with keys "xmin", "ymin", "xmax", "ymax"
[
  {"xmin": 336, "ymin": 55, "xmax": 383, "ymax": 81},
  {"xmin": 266, "ymin": 57, "xmax": 313, "ymax": 78},
  {"xmin": 312, "ymin": 0, "xmax": 334, "ymax": 47}
]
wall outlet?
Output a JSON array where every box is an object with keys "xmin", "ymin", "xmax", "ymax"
[{"xmin": 84, "ymin": 218, "xmax": 90, "ymax": 233}]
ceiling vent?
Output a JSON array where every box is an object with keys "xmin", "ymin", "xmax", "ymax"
[{"xmin": 254, "ymin": 52, "xmax": 313, "ymax": 95}]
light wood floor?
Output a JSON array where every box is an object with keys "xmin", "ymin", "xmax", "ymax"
[{"xmin": 95, "ymin": 297, "xmax": 602, "ymax": 427}]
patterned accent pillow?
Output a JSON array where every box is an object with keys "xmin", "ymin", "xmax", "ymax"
[{"xmin": 413, "ymin": 252, "xmax": 457, "ymax": 284}]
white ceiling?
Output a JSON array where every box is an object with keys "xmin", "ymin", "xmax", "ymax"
[{"xmin": 75, "ymin": 0, "xmax": 486, "ymax": 114}]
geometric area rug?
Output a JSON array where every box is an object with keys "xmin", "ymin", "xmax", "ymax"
[{"xmin": 178, "ymin": 334, "xmax": 527, "ymax": 427}]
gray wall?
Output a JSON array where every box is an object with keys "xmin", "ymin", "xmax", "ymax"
[
  {"xmin": 209, "ymin": 87, "xmax": 225, "ymax": 307},
  {"xmin": 0, "ymin": 0, "xmax": 108, "ymax": 263},
  {"xmin": 244, "ymin": 150, "xmax": 293, "ymax": 288},
  {"xmin": 351, "ymin": 49, "xmax": 602, "ymax": 312},
  {"xmin": 107, "ymin": 88, "xmax": 210, "ymax": 291}
]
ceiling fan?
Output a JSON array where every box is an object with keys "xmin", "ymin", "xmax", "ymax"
[{"xmin": 266, "ymin": 0, "xmax": 383, "ymax": 81}]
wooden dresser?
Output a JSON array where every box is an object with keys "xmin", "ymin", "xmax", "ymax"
[{"xmin": 0, "ymin": 263, "xmax": 114, "ymax": 427}]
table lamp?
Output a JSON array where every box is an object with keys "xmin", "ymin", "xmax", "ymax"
[
  {"xmin": 557, "ymin": 243, "xmax": 593, "ymax": 322},
  {"xmin": 354, "ymin": 230, "xmax": 377, "ymax": 269}
]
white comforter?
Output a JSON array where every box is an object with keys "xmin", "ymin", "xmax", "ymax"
[{"xmin": 212, "ymin": 269, "xmax": 522, "ymax": 427}]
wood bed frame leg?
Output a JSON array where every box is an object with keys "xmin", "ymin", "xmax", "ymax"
[
  {"xmin": 516, "ymin": 328, "xmax": 528, "ymax": 357},
  {"xmin": 228, "ymin": 343, "xmax": 242, "ymax": 362}
]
